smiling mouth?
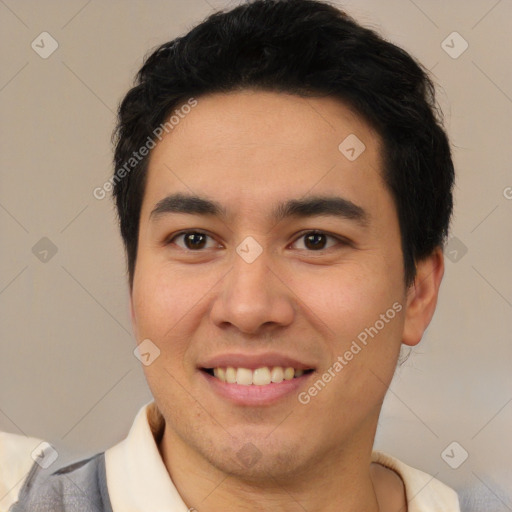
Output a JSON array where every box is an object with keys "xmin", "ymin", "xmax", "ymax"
[{"xmin": 202, "ymin": 366, "xmax": 314, "ymax": 386}]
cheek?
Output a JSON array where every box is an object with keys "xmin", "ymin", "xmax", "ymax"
[
  {"xmin": 303, "ymin": 270, "xmax": 405, "ymax": 415},
  {"xmin": 131, "ymin": 260, "xmax": 216, "ymax": 347},
  {"xmin": 295, "ymin": 260, "xmax": 406, "ymax": 402},
  {"xmin": 132, "ymin": 271, "xmax": 192, "ymax": 388},
  {"xmin": 294, "ymin": 261, "xmax": 402, "ymax": 342}
]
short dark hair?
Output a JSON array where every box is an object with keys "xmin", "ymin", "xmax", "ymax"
[{"xmin": 112, "ymin": 0, "xmax": 454, "ymax": 289}]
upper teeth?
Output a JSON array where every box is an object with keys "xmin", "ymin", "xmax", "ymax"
[{"xmin": 212, "ymin": 366, "xmax": 305, "ymax": 386}]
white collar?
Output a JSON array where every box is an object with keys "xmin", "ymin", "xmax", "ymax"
[
  {"xmin": 105, "ymin": 401, "xmax": 189, "ymax": 511},
  {"xmin": 105, "ymin": 401, "xmax": 459, "ymax": 512},
  {"xmin": 371, "ymin": 451, "xmax": 460, "ymax": 511}
]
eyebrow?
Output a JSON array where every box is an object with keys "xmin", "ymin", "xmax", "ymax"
[{"xmin": 150, "ymin": 192, "xmax": 369, "ymax": 226}]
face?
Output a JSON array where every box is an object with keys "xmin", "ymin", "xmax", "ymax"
[{"xmin": 131, "ymin": 90, "xmax": 411, "ymax": 481}]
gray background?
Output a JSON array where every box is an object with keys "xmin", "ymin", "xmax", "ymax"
[{"xmin": 1, "ymin": 0, "xmax": 511, "ymax": 508}]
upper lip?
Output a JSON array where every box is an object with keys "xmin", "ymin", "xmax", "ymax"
[{"xmin": 199, "ymin": 352, "xmax": 315, "ymax": 371}]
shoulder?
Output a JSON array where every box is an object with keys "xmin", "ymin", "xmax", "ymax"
[
  {"xmin": 0, "ymin": 431, "xmax": 112, "ymax": 512},
  {"xmin": 371, "ymin": 450, "xmax": 461, "ymax": 511},
  {"xmin": 0, "ymin": 431, "xmax": 44, "ymax": 511}
]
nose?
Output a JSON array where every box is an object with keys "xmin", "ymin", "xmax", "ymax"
[{"xmin": 209, "ymin": 247, "xmax": 295, "ymax": 335}]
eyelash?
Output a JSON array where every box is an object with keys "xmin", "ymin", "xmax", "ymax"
[{"xmin": 165, "ymin": 230, "xmax": 350, "ymax": 252}]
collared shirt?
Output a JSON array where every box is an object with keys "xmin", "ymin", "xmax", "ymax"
[
  {"xmin": 0, "ymin": 431, "xmax": 43, "ymax": 511},
  {"xmin": 1, "ymin": 401, "xmax": 460, "ymax": 511}
]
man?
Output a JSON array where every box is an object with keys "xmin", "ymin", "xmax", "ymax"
[{"xmin": 2, "ymin": 0, "xmax": 460, "ymax": 510}]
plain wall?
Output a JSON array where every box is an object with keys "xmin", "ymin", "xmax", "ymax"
[{"xmin": 1, "ymin": 0, "xmax": 511, "ymax": 507}]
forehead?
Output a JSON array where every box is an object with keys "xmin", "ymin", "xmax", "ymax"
[{"xmin": 142, "ymin": 90, "xmax": 389, "ymax": 221}]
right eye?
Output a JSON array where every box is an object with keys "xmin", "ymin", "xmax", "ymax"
[{"xmin": 166, "ymin": 230, "xmax": 221, "ymax": 251}]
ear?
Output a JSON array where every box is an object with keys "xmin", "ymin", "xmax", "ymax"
[{"xmin": 402, "ymin": 247, "xmax": 444, "ymax": 347}]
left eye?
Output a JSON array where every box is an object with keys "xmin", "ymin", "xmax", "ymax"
[
  {"xmin": 290, "ymin": 231, "xmax": 342, "ymax": 251},
  {"xmin": 168, "ymin": 230, "xmax": 342, "ymax": 252}
]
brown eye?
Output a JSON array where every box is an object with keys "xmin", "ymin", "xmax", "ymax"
[
  {"xmin": 304, "ymin": 232, "xmax": 328, "ymax": 250},
  {"xmin": 169, "ymin": 231, "xmax": 217, "ymax": 250},
  {"xmin": 183, "ymin": 232, "xmax": 207, "ymax": 250},
  {"xmin": 292, "ymin": 231, "xmax": 342, "ymax": 251}
]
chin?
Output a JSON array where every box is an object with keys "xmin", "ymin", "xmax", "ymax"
[
  {"xmin": 210, "ymin": 448, "xmax": 305, "ymax": 484},
  {"xmin": 196, "ymin": 428, "xmax": 317, "ymax": 484}
]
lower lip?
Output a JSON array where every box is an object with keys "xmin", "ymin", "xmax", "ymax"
[{"xmin": 200, "ymin": 370, "xmax": 313, "ymax": 406}]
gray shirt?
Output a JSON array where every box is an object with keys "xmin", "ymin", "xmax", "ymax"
[{"xmin": 9, "ymin": 453, "xmax": 112, "ymax": 512}]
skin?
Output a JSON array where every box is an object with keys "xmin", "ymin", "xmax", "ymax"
[{"xmin": 129, "ymin": 90, "xmax": 444, "ymax": 512}]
